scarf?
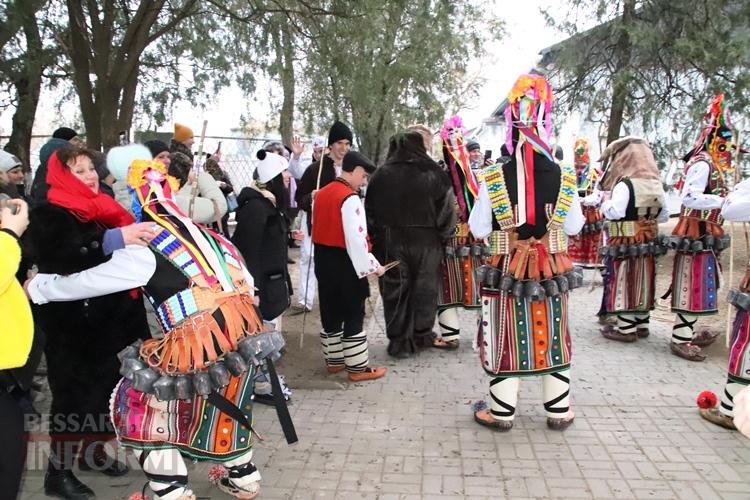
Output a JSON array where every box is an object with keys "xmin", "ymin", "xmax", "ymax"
[{"xmin": 46, "ymin": 151, "xmax": 135, "ymax": 228}]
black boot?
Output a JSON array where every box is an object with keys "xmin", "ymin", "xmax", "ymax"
[
  {"xmin": 44, "ymin": 462, "xmax": 96, "ymax": 500},
  {"xmin": 77, "ymin": 442, "xmax": 129, "ymax": 477}
]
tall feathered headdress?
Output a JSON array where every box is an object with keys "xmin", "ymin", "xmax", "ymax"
[
  {"xmin": 504, "ymin": 74, "xmax": 554, "ymax": 225},
  {"xmin": 440, "ymin": 115, "xmax": 479, "ymax": 221}
]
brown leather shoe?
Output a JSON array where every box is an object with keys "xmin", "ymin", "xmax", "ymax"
[
  {"xmin": 348, "ymin": 366, "xmax": 386, "ymax": 382},
  {"xmin": 670, "ymin": 342, "xmax": 706, "ymax": 361},
  {"xmin": 600, "ymin": 325, "xmax": 637, "ymax": 342},
  {"xmin": 700, "ymin": 407, "xmax": 737, "ymax": 430},
  {"xmin": 326, "ymin": 365, "xmax": 345, "ymax": 374},
  {"xmin": 547, "ymin": 410, "xmax": 575, "ymax": 431},
  {"xmin": 691, "ymin": 330, "xmax": 720, "ymax": 347},
  {"xmin": 474, "ymin": 409, "xmax": 513, "ymax": 431}
]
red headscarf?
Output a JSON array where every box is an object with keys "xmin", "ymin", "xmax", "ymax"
[{"xmin": 46, "ymin": 150, "xmax": 135, "ymax": 227}]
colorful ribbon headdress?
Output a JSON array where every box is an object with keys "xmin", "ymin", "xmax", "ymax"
[
  {"xmin": 440, "ymin": 115, "xmax": 479, "ymax": 220},
  {"xmin": 504, "ymin": 74, "xmax": 555, "ymax": 225}
]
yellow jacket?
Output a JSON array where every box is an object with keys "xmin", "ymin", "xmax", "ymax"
[{"xmin": 0, "ymin": 230, "xmax": 32, "ymax": 370}]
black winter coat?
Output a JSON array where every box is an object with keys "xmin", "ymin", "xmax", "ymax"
[
  {"xmin": 295, "ymin": 155, "xmax": 336, "ymax": 231},
  {"xmin": 26, "ymin": 204, "xmax": 149, "ymax": 436},
  {"xmin": 231, "ymin": 188, "xmax": 292, "ymax": 320}
]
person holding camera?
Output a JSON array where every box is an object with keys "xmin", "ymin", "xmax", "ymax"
[{"xmin": 0, "ymin": 197, "xmax": 32, "ymax": 499}]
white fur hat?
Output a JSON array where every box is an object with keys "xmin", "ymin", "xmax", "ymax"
[
  {"xmin": 255, "ymin": 150, "xmax": 288, "ymax": 184},
  {"xmin": 107, "ymin": 144, "xmax": 152, "ymax": 181}
]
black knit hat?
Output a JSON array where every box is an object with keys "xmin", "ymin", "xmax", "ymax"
[
  {"xmin": 52, "ymin": 127, "xmax": 78, "ymax": 141},
  {"xmin": 342, "ymin": 151, "xmax": 376, "ymax": 174},
  {"xmin": 466, "ymin": 140, "xmax": 481, "ymax": 152},
  {"xmin": 144, "ymin": 139, "xmax": 169, "ymax": 158},
  {"xmin": 328, "ymin": 121, "xmax": 353, "ymax": 146}
]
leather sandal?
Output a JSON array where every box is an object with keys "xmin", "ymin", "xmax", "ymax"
[
  {"xmin": 547, "ymin": 410, "xmax": 575, "ymax": 431},
  {"xmin": 348, "ymin": 366, "xmax": 386, "ymax": 382},
  {"xmin": 691, "ymin": 330, "xmax": 720, "ymax": 347},
  {"xmin": 699, "ymin": 407, "xmax": 737, "ymax": 430},
  {"xmin": 433, "ymin": 338, "xmax": 459, "ymax": 350},
  {"xmin": 326, "ymin": 364, "xmax": 346, "ymax": 374},
  {"xmin": 600, "ymin": 325, "xmax": 637, "ymax": 343},
  {"xmin": 473, "ymin": 409, "xmax": 513, "ymax": 431},
  {"xmin": 636, "ymin": 328, "xmax": 650, "ymax": 338},
  {"xmin": 670, "ymin": 342, "xmax": 706, "ymax": 361},
  {"xmin": 216, "ymin": 478, "xmax": 260, "ymax": 499}
]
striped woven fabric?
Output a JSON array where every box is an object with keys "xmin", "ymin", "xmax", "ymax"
[
  {"xmin": 728, "ymin": 308, "xmax": 750, "ymax": 382},
  {"xmin": 111, "ymin": 369, "xmax": 255, "ymax": 462},
  {"xmin": 601, "ymin": 254, "xmax": 655, "ymax": 315},
  {"xmin": 439, "ymin": 249, "xmax": 482, "ymax": 309},
  {"xmin": 670, "ymin": 250, "xmax": 720, "ymax": 315}
]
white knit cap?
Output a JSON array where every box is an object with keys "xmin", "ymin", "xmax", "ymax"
[
  {"xmin": 0, "ymin": 150, "xmax": 22, "ymax": 173},
  {"xmin": 255, "ymin": 150, "xmax": 288, "ymax": 183}
]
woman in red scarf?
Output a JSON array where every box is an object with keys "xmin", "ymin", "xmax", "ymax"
[{"xmin": 26, "ymin": 148, "xmax": 153, "ymax": 499}]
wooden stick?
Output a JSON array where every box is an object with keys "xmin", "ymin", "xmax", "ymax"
[
  {"xmin": 188, "ymin": 120, "xmax": 208, "ymax": 218},
  {"xmin": 300, "ymin": 150, "xmax": 327, "ymax": 349},
  {"xmin": 382, "ymin": 260, "xmax": 401, "ymax": 273}
]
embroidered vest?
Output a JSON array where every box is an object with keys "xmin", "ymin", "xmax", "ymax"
[{"xmin": 679, "ymin": 152, "xmax": 727, "ymax": 226}]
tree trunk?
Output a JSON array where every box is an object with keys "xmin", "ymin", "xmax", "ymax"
[
  {"xmin": 4, "ymin": 0, "xmax": 44, "ymax": 169},
  {"xmin": 278, "ymin": 23, "xmax": 296, "ymax": 145},
  {"xmin": 606, "ymin": 0, "xmax": 635, "ymax": 145}
]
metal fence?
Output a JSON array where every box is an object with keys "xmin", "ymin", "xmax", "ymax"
[{"xmin": 0, "ymin": 134, "xmax": 318, "ymax": 194}]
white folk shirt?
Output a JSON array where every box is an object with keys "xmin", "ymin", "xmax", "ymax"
[
  {"xmin": 721, "ymin": 178, "xmax": 750, "ymax": 222},
  {"xmin": 341, "ymin": 195, "xmax": 380, "ymax": 278},
  {"xmin": 599, "ymin": 181, "xmax": 670, "ymax": 223},
  {"xmin": 680, "ymin": 160, "xmax": 724, "ymax": 210}
]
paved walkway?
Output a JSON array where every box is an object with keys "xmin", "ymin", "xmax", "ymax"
[{"xmin": 18, "ymin": 275, "xmax": 750, "ymax": 499}]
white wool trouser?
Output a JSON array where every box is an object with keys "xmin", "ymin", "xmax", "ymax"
[
  {"xmin": 298, "ymin": 212, "xmax": 316, "ymax": 309},
  {"xmin": 489, "ymin": 369, "xmax": 571, "ymax": 421},
  {"xmin": 720, "ymin": 378, "xmax": 749, "ymax": 417},
  {"xmin": 438, "ymin": 308, "xmax": 460, "ymax": 343}
]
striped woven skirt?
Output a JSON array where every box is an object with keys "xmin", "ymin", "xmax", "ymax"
[
  {"xmin": 601, "ymin": 255, "xmax": 656, "ymax": 315},
  {"xmin": 478, "ymin": 286, "xmax": 572, "ymax": 377},
  {"xmin": 438, "ymin": 246, "xmax": 482, "ymax": 310},
  {"xmin": 567, "ymin": 232, "xmax": 602, "ymax": 267},
  {"xmin": 728, "ymin": 307, "xmax": 750, "ymax": 383},
  {"xmin": 670, "ymin": 250, "xmax": 720, "ymax": 315},
  {"xmin": 110, "ymin": 370, "xmax": 255, "ymax": 462}
]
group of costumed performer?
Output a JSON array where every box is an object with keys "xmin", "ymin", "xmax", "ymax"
[
  {"xmin": 312, "ymin": 150, "xmax": 387, "ymax": 381},
  {"xmin": 27, "ymin": 149, "xmax": 295, "ymax": 499},
  {"xmin": 468, "ymin": 74, "xmax": 584, "ymax": 431},
  {"xmin": 435, "ymin": 116, "xmax": 483, "ymax": 349},
  {"xmin": 584, "ymin": 137, "xmax": 669, "ymax": 342},
  {"xmin": 567, "ymin": 137, "xmax": 604, "ymax": 267},
  {"xmin": 667, "ymin": 94, "xmax": 736, "ymax": 362}
]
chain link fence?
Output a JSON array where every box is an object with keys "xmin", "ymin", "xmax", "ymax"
[{"xmin": 1, "ymin": 134, "xmax": 317, "ymax": 194}]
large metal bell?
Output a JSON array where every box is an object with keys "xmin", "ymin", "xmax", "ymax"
[
  {"xmin": 224, "ymin": 352, "xmax": 248, "ymax": 376},
  {"xmin": 153, "ymin": 375, "xmax": 176, "ymax": 401},
  {"xmin": 208, "ymin": 361, "xmax": 231, "ymax": 388},
  {"xmin": 132, "ymin": 368, "xmax": 159, "ymax": 394},
  {"xmin": 174, "ymin": 375, "xmax": 194, "ymax": 400},
  {"xmin": 120, "ymin": 358, "xmax": 147, "ymax": 379},
  {"xmin": 193, "ymin": 372, "xmax": 213, "ymax": 396}
]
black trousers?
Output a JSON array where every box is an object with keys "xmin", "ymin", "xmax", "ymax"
[
  {"xmin": 314, "ymin": 244, "xmax": 369, "ymax": 337},
  {"xmin": 0, "ymin": 391, "xmax": 25, "ymax": 499},
  {"xmin": 375, "ymin": 229, "xmax": 443, "ymax": 355}
]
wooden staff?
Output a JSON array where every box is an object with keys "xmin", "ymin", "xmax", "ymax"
[
  {"xmin": 300, "ymin": 146, "xmax": 326, "ymax": 349},
  {"xmin": 188, "ymin": 120, "xmax": 208, "ymax": 218}
]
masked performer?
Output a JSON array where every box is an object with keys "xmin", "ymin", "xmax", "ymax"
[
  {"xmin": 28, "ymin": 157, "xmax": 294, "ymax": 499},
  {"xmin": 469, "ymin": 74, "xmax": 584, "ymax": 431},
  {"xmin": 700, "ymin": 177, "xmax": 750, "ymax": 429},
  {"xmin": 587, "ymin": 137, "xmax": 669, "ymax": 342},
  {"xmin": 432, "ymin": 116, "xmax": 483, "ymax": 349},
  {"xmin": 366, "ymin": 132, "xmax": 457, "ymax": 358},
  {"xmin": 668, "ymin": 95, "xmax": 735, "ymax": 361},
  {"xmin": 313, "ymin": 151, "xmax": 387, "ymax": 380},
  {"xmin": 567, "ymin": 138, "xmax": 604, "ymax": 267}
]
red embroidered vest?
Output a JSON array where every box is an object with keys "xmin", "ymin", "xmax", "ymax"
[{"xmin": 312, "ymin": 179, "xmax": 356, "ymax": 249}]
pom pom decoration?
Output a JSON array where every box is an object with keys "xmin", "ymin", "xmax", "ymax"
[
  {"xmin": 208, "ymin": 464, "xmax": 229, "ymax": 483},
  {"xmin": 256, "ymin": 149, "xmax": 267, "ymax": 160},
  {"xmin": 696, "ymin": 390, "xmax": 718, "ymax": 409},
  {"xmin": 472, "ymin": 400, "xmax": 488, "ymax": 412},
  {"xmin": 128, "ymin": 494, "xmax": 149, "ymax": 500}
]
